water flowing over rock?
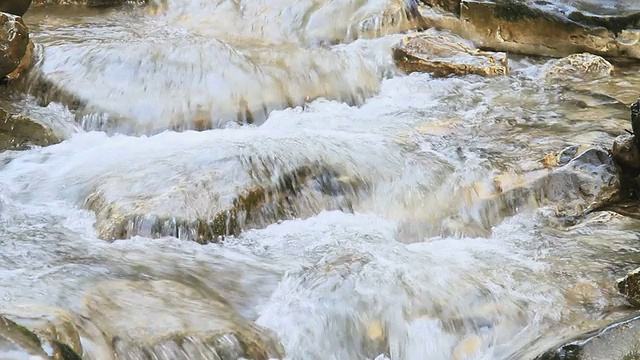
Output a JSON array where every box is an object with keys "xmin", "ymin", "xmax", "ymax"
[
  {"xmin": 457, "ymin": 147, "xmax": 623, "ymax": 231},
  {"xmin": 0, "ymin": 315, "xmax": 81, "ymax": 360},
  {"xmin": 82, "ymin": 280, "xmax": 284, "ymax": 360},
  {"xmin": 417, "ymin": 0, "xmax": 640, "ymax": 59},
  {"xmin": 392, "ymin": 29, "xmax": 509, "ymax": 77},
  {"xmin": 0, "ymin": 107, "xmax": 60, "ymax": 151},
  {"xmin": 0, "ymin": 12, "xmax": 29, "ymax": 79}
]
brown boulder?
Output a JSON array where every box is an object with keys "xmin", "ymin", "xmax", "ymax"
[
  {"xmin": 0, "ymin": 12, "xmax": 29, "ymax": 79},
  {"xmin": 612, "ymin": 134, "xmax": 640, "ymax": 169}
]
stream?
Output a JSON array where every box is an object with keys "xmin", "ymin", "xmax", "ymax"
[{"xmin": 1, "ymin": 1, "xmax": 640, "ymax": 359}]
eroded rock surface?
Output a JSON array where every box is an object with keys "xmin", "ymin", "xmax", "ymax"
[
  {"xmin": 82, "ymin": 280, "xmax": 284, "ymax": 360},
  {"xmin": 392, "ymin": 29, "xmax": 509, "ymax": 77},
  {"xmin": 0, "ymin": 12, "xmax": 29, "ymax": 79},
  {"xmin": 417, "ymin": 0, "xmax": 640, "ymax": 59},
  {"xmin": 0, "ymin": 107, "xmax": 60, "ymax": 151}
]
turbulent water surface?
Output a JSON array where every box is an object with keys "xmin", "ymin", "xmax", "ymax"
[{"xmin": 2, "ymin": 0, "xmax": 640, "ymax": 359}]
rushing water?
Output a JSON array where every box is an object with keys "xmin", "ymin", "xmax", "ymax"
[{"xmin": 2, "ymin": 1, "xmax": 640, "ymax": 359}]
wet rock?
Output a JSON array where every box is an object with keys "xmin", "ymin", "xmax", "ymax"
[
  {"xmin": 19, "ymin": 38, "xmax": 381, "ymax": 135},
  {"xmin": 0, "ymin": 0, "xmax": 32, "ymax": 16},
  {"xmin": 392, "ymin": 29, "xmax": 509, "ymax": 77},
  {"xmin": 0, "ymin": 12, "xmax": 29, "ymax": 79},
  {"xmin": 82, "ymin": 279, "xmax": 284, "ymax": 360},
  {"xmin": 0, "ymin": 315, "xmax": 81, "ymax": 360},
  {"xmin": 612, "ymin": 134, "xmax": 640, "ymax": 169},
  {"xmin": 617, "ymin": 268, "xmax": 640, "ymax": 307},
  {"xmin": 417, "ymin": 0, "xmax": 640, "ymax": 60},
  {"xmin": 0, "ymin": 107, "xmax": 61, "ymax": 152},
  {"xmin": 4, "ymin": 40, "xmax": 36, "ymax": 81},
  {"xmin": 535, "ymin": 313, "xmax": 640, "ymax": 360},
  {"xmin": 545, "ymin": 53, "xmax": 614, "ymax": 81},
  {"xmin": 540, "ymin": 145, "xmax": 592, "ymax": 169}
]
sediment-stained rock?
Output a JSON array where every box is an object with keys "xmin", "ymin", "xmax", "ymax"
[
  {"xmin": 392, "ymin": 29, "xmax": 509, "ymax": 77},
  {"xmin": 82, "ymin": 280, "xmax": 284, "ymax": 360},
  {"xmin": 0, "ymin": 107, "xmax": 60, "ymax": 152},
  {"xmin": 0, "ymin": 12, "xmax": 29, "ymax": 79}
]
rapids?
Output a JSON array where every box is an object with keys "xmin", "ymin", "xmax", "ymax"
[{"xmin": 1, "ymin": 0, "xmax": 640, "ymax": 359}]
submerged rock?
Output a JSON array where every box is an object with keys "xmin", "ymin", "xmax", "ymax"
[
  {"xmin": 417, "ymin": 0, "xmax": 640, "ymax": 60},
  {"xmin": 0, "ymin": 315, "xmax": 81, "ymax": 360},
  {"xmin": 82, "ymin": 280, "xmax": 284, "ymax": 360},
  {"xmin": 535, "ymin": 313, "xmax": 640, "ymax": 360},
  {"xmin": 0, "ymin": 12, "xmax": 29, "ymax": 79},
  {"xmin": 0, "ymin": 107, "xmax": 60, "ymax": 152},
  {"xmin": 617, "ymin": 268, "xmax": 640, "ymax": 307},
  {"xmin": 545, "ymin": 53, "xmax": 615, "ymax": 81},
  {"xmin": 87, "ymin": 155, "xmax": 364, "ymax": 243},
  {"xmin": 392, "ymin": 29, "xmax": 509, "ymax": 77}
]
